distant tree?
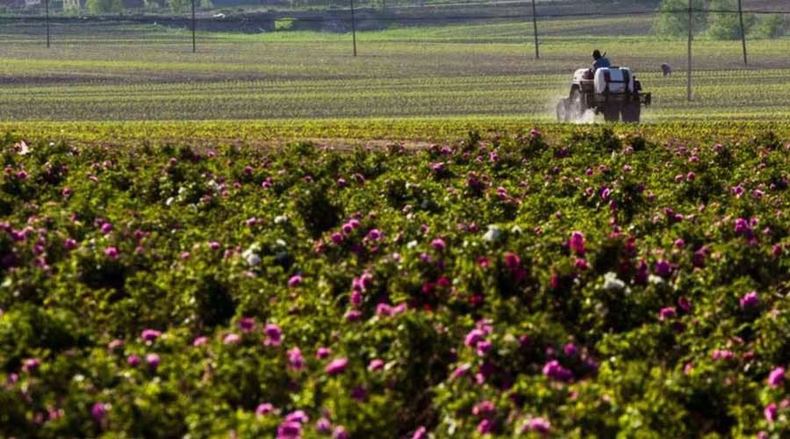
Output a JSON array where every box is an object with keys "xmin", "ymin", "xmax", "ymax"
[
  {"xmin": 705, "ymin": 0, "xmax": 754, "ymax": 40},
  {"xmin": 590, "ymin": 0, "xmax": 659, "ymax": 3},
  {"xmin": 653, "ymin": 0, "xmax": 707, "ymax": 37},
  {"xmin": 752, "ymin": 14, "xmax": 786, "ymax": 39},
  {"xmin": 63, "ymin": 0, "xmax": 81, "ymax": 15},
  {"xmin": 168, "ymin": 0, "xmax": 190, "ymax": 13},
  {"xmin": 85, "ymin": 0, "xmax": 122, "ymax": 14},
  {"xmin": 142, "ymin": 0, "xmax": 164, "ymax": 10}
]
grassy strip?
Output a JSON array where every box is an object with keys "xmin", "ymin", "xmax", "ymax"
[{"xmin": 2, "ymin": 119, "xmax": 788, "ymax": 146}]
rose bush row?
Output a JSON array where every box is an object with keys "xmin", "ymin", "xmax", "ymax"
[{"xmin": 0, "ymin": 127, "xmax": 787, "ymax": 437}]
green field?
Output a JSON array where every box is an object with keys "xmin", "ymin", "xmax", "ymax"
[
  {"xmin": 2, "ymin": 119, "xmax": 790, "ymax": 148},
  {"xmin": 1, "ymin": 17, "xmax": 789, "ymax": 122}
]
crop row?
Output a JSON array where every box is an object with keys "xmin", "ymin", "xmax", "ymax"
[
  {"xmin": 0, "ymin": 71, "xmax": 789, "ymax": 121},
  {"xmin": 2, "ymin": 119, "xmax": 790, "ymax": 146}
]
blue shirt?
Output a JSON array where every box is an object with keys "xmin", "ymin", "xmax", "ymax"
[{"xmin": 593, "ymin": 57, "xmax": 611, "ymax": 70}]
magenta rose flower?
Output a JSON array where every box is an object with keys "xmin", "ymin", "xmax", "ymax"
[
  {"xmin": 255, "ymin": 403, "xmax": 274, "ymax": 416},
  {"xmin": 104, "ymin": 246, "xmax": 119, "ymax": 260},
  {"xmin": 146, "ymin": 353, "xmax": 160, "ymax": 370},
  {"xmin": 325, "ymin": 358, "xmax": 348, "ymax": 376},
  {"xmin": 288, "ymin": 347, "xmax": 305, "ymax": 371},
  {"xmin": 430, "ymin": 238, "xmax": 446, "ymax": 251},
  {"xmin": 264, "ymin": 324, "xmax": 283, "ymax": 346},
  {"xmin": 91, "ymin": 402, "xmax": 108, "ymax": 422},
  {"xmin": 768, "ymin": 367, "xmax": 785, "ymax": 388},
  {"xmin": 542, "ymin": 360, "xmax": 573, "ymax": 382},
  {"xmin": 141, "ymin": 329, "xmax": 162, "ymax": 342},
  {"xmin": 524, "ymin": 417, "xmax": 551, "ymax": 434},
  {"xmin": 739, "ymin": 291, "xmax": 759, "ymax": 310},
  {"xmin": 569, "ymin": 231, "xmax": 586, "ymax": 255}
]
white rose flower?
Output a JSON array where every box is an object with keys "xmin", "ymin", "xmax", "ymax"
[
  {"xmin": 603, "ymin": 272, "xmax": 626, "ymax": 292},
  {"xmin": 483, "ymin": 225, "xmax": 502, "ymax": 243},
  {"xmin": 242, "ymin": 244, "xmax": 262, "ymax": 267}
]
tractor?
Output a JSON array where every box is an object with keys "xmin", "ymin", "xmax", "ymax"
[{"xmin": 556, "ymin": 67, "xmax": 651, "ymax": 123}]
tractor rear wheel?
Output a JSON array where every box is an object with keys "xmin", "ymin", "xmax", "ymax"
[
  {"xmin": 621, "ymin": 102, "xmax": 641, "ymax": 123},
  {"xmin": 603, "ymin": 106, "xmax": 620, "ymax": 122}
]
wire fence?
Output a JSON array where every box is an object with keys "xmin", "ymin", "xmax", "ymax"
[{"xmin": 1, "ymin": 4, "xmax": 787, "ymax": 40}]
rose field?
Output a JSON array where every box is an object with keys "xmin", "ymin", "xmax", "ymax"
[{"xmin": 0, "ymin": 124, "xmax": 787, "ymax": 438}]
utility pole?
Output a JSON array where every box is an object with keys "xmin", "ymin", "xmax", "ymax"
[
  {"xmin": 687, "ymin": 0, "xmax": 692, "ymax": 101},
  {"xmin": 45, "ymin": 0, "xmax": 50, "ymax": 48},
  {"xmin": 737, "ymin": 0, "xmax": 748, "ymax": 65},
  {"xmin": 531, "ymin": 0, "xmax": 539, "ymax": 59},
  {"xmin": 350, "ymin": 0, "xmax": 357, "ymax": 56},
  {"xmin": 192, "ymin": 0, "xmax": 196, "ymax": 53}
]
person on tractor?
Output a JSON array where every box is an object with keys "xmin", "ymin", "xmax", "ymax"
[{"xmin": 592, "ymin": 49, "xmax": 611, "ymax": 71}]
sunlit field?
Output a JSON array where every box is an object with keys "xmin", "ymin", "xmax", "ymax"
[{"xmin": 0, "ymin": 19, "xmax": 789, "ymax": 121}]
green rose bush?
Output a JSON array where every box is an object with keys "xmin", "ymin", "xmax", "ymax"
[{"xmin": 0, "ymin": 127, "xmax": 787, "ymax": 437}]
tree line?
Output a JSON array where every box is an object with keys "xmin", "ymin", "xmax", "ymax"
[{"xmin": 654, "ymin": 0, "xmax": 786, "ymax": 39}]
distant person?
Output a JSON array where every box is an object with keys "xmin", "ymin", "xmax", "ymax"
[
  {"xmin": 661, "ymin": 63, "xmax": 672, "ymax": 77},
  {"xmin": 592, "ymin": 50, "xmax": 611, "ymax": 71}
]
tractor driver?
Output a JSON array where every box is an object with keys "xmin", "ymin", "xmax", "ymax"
[{"xmin": 592, "ymin": 49, "xmax": 611, "ymax": 71}]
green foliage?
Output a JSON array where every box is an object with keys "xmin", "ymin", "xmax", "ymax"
[
  {"xmin": 275, "ymin": 18, "xmax": 296, "ymax": 31},
  {"xmin": 293, "ymin": 183, "xmax": 343, "ymax": 238},
  {"xmin": 142, "ymin": 0, "xmax": 163, "ymax": 11},
  {"xmin": 85, "ymin": 0, "xmax": 122, "ymax": 15},
  {"xmin": 167, "ymin": 0, "xmax": 190, "ymax": 13},
  {"xmin": 653, "ymin": 0, "xmax": 707, "ymax": 37},
  {"xmin": 752, "ymin": 14, "xmax": 787, "ymax": 39},
  {"xmin": 62, "ymin": 0, "xmax": 81, "ymax": 15},
  {"xmin": 705, "ymin": 0, "xmax": 755, "ymax": 40},
  {"xmin": 0, "ymin": 123, "xmax": 788, "ymax": 438}
]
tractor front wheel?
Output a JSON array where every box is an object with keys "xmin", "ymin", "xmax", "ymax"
[
  {"xmin": 556, "ymin": 99, "xmax": 570, "ymax": 122},
  {"xmin": 568, "ymin": 89, "xmax": 584, "ymax": 121}
]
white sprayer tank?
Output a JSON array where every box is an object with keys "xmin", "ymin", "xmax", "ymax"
[{"xmin": 594, "ymin": 67, "xmax": 634, "ymax": 94}]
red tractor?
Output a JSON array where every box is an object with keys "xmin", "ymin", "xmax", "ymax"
[{"xmin": 556, "ymin": 67, "xmax": 652, "ymax": 123}]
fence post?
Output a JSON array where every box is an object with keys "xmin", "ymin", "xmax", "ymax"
[
  {"xmin": 350, "ymin": 0, "xmax": 357, "ymax": 56},
  {"xmin": 45, "ymin": 0, "xmax": 50, "ymax": 48},
  {"xmin": 687, "ymin": 0, "xmax": 692, "ymax": 101},
  {"xmin": 531, "ymin": 0, "xmax": 539, "ymax": 59},
  {"xmin": 191, "ymin": 0, "xmax": 196, "ymax": 53},
  {"xmin": 737, "ymin": 0, "xmax": 748, "ymax": 65}
]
